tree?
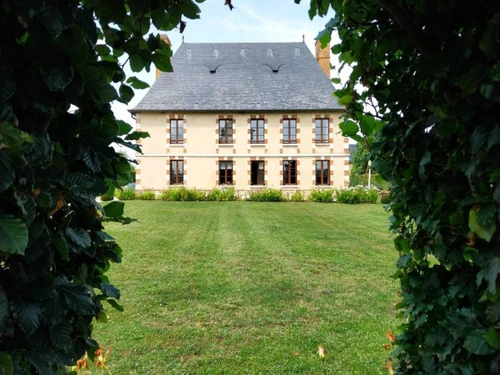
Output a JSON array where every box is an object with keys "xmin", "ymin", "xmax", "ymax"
[
  {"xmin": 0, "ymin": 0, "xmax": 225, "ymax": 373},
  {"xmin": 351, "ymin": 142, "xmax": 369, "ymax": 176},
  {"xmin": 305, "ymin": 0, "xmax": 500, "ymax": 373}
]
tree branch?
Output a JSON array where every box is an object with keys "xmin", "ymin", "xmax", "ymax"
[{"xmin": 376, "ymin": 0, "xmax": 437, "ymax": 59}]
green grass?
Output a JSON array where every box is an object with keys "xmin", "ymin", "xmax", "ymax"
[{"xmin": 95, "ymin": 202, "xmax": 400, "ymax": 375}]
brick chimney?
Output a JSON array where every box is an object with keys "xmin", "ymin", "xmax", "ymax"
[
  {"xmin": 155, "ymin": 34, "xmax": 172, "ymax": 80},
  {"xmin": 315, "ymin": 40, "xmax": 330, "ymax": 78}
]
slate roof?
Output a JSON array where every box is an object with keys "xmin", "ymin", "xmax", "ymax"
[{"xmin": 131, "ymin": 42, "xmax": 342, "ymax": 112}]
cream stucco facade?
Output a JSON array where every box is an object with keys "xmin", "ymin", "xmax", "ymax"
[{"xmin": 134, "ymin": 111, "xmax": 349, "ymax": 197}]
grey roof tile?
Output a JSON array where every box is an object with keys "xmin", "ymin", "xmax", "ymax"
[{"xmin": 132, "ymin": 42, "xmax": 342, "ymax": 112}]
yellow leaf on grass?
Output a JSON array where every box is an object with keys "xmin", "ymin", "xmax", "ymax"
[{"xmin": 317, "ymin": 344, "xmax": 326, "ymax": 358}]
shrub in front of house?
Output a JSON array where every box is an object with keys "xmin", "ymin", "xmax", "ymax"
[
  {"xmin": 309, "ymin": 189, "xmax": 334, "ymax": 203},
  {"xmin": 248, "ymin": 188, "xmax": 284, "ymax": 202},
  {"xmin": 136, "ymin": 190, "xmax": 156, "ymax": 200},
  {"xmin": 206, "ymin": 187, "xmax": 237, "ymax": 201},
  {"xmin": 290, "ymin": 190, "xmax": 304, "ymax": 202},
  {"xmin": 116, "ymin": 187, "xmax": 136, "ymax": 200},
  {"xmin": 336, "ymin": 186, "xmax": 378, "ymax": 204},
  {"xmin": 159, "ymin": 188, "xmax": 206, "ymax": 201}
]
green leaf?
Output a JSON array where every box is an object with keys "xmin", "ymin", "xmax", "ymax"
[
  {"xmin": 337, "ymin": 94, "xmax": 352, "ymax": 106},
  {"xmin": 29, "ymin": 133, "xmax": 54, "ymax": 164},
  {"xmin": 106, "ymin": 299, "xmax": 124, "ymax": 312},
  {"xmin": 93, "ymin": 82, "xmax": 118, "ymax": 103},
  {"xmin": 53, "ymin": 235, "xmax": 69, "ymax": 261},
  {"xmin": 0, "ymin": 214, "xmax": 28, "ymax": 255},
  {"xmin": 41, "ymin": 66, "xmax": 74, "ymax": 92},
  {"xmin": 0, "ymin": 150, "xmax": 15, "ymax": 192},
  {"xmin": 181, "ymin": 1, "xmax": 201, "ymax": 19},
  {"xmin": 486, "ymin": 302, "xmax": 500, "ymax": 322},
  {"xmin": 151, "ymin": 9, "xmax": 167, "ymax": 29},
  {"xmin": 488, "ymin": 257, "xmax": 500, "ymax": 295},
  {"xmin": 65, "ymin": 228, "xmax": 91, "ymax": 249},
  {"xmin": 470, "ymin": 128, "xmax": 488, "ymax": 155},
  {"xmin": 97, "ymin": 311, "xmax": 108, "ymax": 323},
  {"xmin": 103, "ymin": 201, "xmax": 125, "ymax": 218},
  {"xmin": 126, "ymin": 76, "xmax": 150, "ymax": 89},
  {"xmin": 469, "ymin": 205, "xmax": 497, "ymax": 242},
  {"xmin": 331, "ymin": 77, "xmax": 341, "ymax": 84},
  {"xmin": 0, "ymin": 123, "xmax": 23, "ymax": 154},
  {"xmin": 359, "ymin": 115, "xmax": 376, "ymax": 136},
  {"xmin": 50, "ymin": 320, "xmax": 73, "ymax": 350},
  {"xmin": 480, "ymin": 83, "xmax": 493, "ymax": 99},
  {"xmin": 10, "ymin": 297, "xmax": 41, "ymax": 336},
  {"xmin": 101, "ymin": 283, "xmax": 120, "ymax": 299},
  {"xmin": 82, "ymin": 149, "xmax": 101, "ymax": 173},
  {"xmin": 0, "ymin": 288, "xmax": 8, "ymax": 322},
  {"xmin": 397, "ymin": 254, "xmax": 413, "ymax": 268},
  {"xmin": 484, "ymin": 328, "xmax": 500, "ymax": 349},
  {"xmin": 0, "ymin": 65, "xmax": 15, "ymax": 101},
  {"xmin": 124, "ymin": 131, "xmax": 150, "ymax": 141},
  {"xmin": 151, "ymin": 51, "xmax": 173, "ymax": 73},
  {"xmin": 0, "ymin": 352, "xmax": 13, "ymax": 375},
  {"xmin": 394, "ymin": 236, "xmax": 410, "ymax": 253},
  {"xmin": 117, "ymin": 120, "xmax": 133, "ymax": 136},
  {"xmin": 15, "ymin": 194, "xmax": 36, "ymax": 226},
  {"xmin": 119, "ymin": 84, "xmax": 134, "ymax": 103},
  {"xmin": 339, "ymin": 120, "xmax": 358, "ymax": 136},
  {"xmin": 55, "ymin": 277, "xmax": 94, "ymax": 315},
  {"xmin": 129, "ymin": 54, "xmax": 145, "ymax": 72},
  {"xmin": 464, "ymin": 330, "xmax": 496, "ymax": 355}
]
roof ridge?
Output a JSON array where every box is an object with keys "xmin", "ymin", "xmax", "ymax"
[{"xmin": 181, "ymin": 41, "xmax": 305, "ymax": 45}]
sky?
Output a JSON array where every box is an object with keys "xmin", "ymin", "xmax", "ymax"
[{"xmin": 111, "ymin": 0, "xmax": 342, "ymax": 126}]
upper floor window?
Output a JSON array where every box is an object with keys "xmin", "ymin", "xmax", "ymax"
[
  {"xmin": 316, "ymin": 160, "xmax": 330, "ymax": 185},
  {"xmin": 283, "ymin": 119, "xmax": 297, "ymax": 144},
  {"xmin": 250, "ymin": 119, "xmax": 265, "ymax": 144},
  {"xmin": 170, "ymin": 160, "xmax": 184, "ymax": 184},
  {"xmin": 315, "ymin": 118, "xmax": 329, "ymax": 143},
  {"xmin": 283, "ymin": 160, "xmax": 297, "ymax": 185},
  {"xmin": 219, "ymin": 119, "xmax": 233, "ymax": 144},
  {"xmin": 219, "ymin": 161, "xmax": 233, "ymax": 185},
  {"xmin": 170, "ymin": 119, "xmax": 184, "ymax": 144}
]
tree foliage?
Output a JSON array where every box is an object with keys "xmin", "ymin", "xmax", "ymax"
[
  {"xmin": 306, "ymin": 0, "xmax": 500, "ymax": 373},
  {"xmin": 0, "ymin": 0, "xmax": 211, "ymax": 373},
  {"xmin": 351, "ymin": 142, "xmax": 369, "ymax": 175}
]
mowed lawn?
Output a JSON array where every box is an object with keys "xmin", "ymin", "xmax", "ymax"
[{"xmin": 95, "ymin": 202, "xmax": 400, "ymax": 375}]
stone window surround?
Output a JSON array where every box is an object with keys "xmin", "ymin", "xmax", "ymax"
[
  {"xmin": 166, "ymin": 114, "xmax": 188, "ymax": 148},
  {"xmin": 247, "ymin": 115, "xmax": 268, "ymax": 145},
  {"xmin": 216, "ymin": 157, "xmax": 235, "ymax": 186},
  {"xmin": 312, "ymin": 114, "xmax": 334, "ymax": 144},
  {"xmin": 280, "ymin": 115, "xmax": 300, "ymax": 145},
  {"xmin": 167, "ymin": 157, "xmax": 186, "ymax": 185},
  {"xmin": 314, "ymin": 158, "xmax": 333, "ymax": 186},
  {"xmin": 280, "ymin": 157, "xmax": 300, "ymax": 186},
  {"xmin": 247, "ymin": 157, "xmax": 268, "ymax": 186},
  {"xmin": 216, "ymin": 115, "xmax": 236, "ymax": 145}
]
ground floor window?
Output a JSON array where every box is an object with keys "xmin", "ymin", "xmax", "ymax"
[
  {"xmin": 251, "ymin": 161, "xmax": 265, "ymax": 185},
  {"xmin": 219, "ymin": 161, "xmax": 233, "ymax": 185},
  {"xmin": 316, "ymin": 160, "xmax": 330, "ymax": 185},
  {"xmin": 170, "ymin": 160, "xmax": 184, "ymax": 184},
  {"xmin": 283, "ymin": 160, "xmax": 297, "ymax": 185}
]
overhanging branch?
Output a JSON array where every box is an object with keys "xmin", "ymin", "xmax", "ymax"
[{"xmin": 376, "ymin": 0, "xmax": 437, "ymax": 59}]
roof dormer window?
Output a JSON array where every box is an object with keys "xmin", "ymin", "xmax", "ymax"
[{"xmin": 267, "ymin": 49, "xmax": 273, "ymax": 58}]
